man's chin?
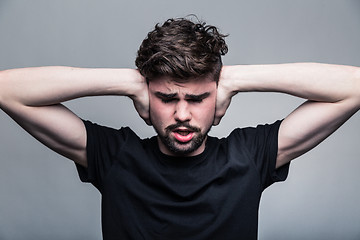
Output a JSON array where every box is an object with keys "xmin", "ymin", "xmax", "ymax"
[
  {"xmin": 169, "ymin": 143, "xmax": 198, "ymax": 156},
  {"xmin": 159, "ymin": 134, "xmax": 207, "ymax": 157}
]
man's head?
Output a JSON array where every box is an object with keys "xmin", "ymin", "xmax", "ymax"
[{"xmin": 135, "ymin": 17, "xmax": 228, "ymax": 156}]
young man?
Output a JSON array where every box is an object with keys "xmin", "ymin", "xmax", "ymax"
[{"xmin": 0, "ymin": 17, "xmax": 359, "ymax": 239}]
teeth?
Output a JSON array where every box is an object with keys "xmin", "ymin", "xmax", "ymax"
[
  {"xmin": 176, "ymin": 130, "xmax": 190, "ymax": 136},
  {"xmin": 176, "ymin": 131, "xmax": 189, "ymax": 136}
]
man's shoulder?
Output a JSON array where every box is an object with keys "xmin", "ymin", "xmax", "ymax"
[
  {"xmin": 82, "ymin": 120, "xmax": 148, "ymax": 141},
  {"xmin": 82, "ymin": 119, "xmax": 133, "ymax": 133},
  {"xmin": 211, "ymin": 120, "xmax": 282, "ymax": 145}
]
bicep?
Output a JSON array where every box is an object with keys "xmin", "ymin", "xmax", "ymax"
[
  {"xmin": 277, "ymin": 99, "xmax": 358, "ymax": 168},
  {"xmin": 2, "ymin": 102, "xmax": 87, "ymax": 167}
]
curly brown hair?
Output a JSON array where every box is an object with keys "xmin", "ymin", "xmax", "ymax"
[{"xmin": 135, "ymin": 17, "xmax": 228, "ymax": 82}]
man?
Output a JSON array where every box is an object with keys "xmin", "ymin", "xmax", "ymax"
[{"xmin": 0, "ymin": 17, "xmax": 359, "ymax": 239}]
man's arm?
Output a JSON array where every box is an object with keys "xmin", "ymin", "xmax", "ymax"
[
  {"xmin": 216, "ymin": 63, "xmax": 360, "ymax": 168},
  {"xmin": 0, "ymin": 67, "xmax": 149, "ymax": 167}
]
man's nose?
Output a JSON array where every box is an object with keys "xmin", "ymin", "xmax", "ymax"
[{"xmin": 174, "ymin": 101, "xmax": 191, "ymax": 122}]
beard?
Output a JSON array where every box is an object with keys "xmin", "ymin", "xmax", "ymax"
[{"xmin": 154, "ymin": 122, "xmax": 212, "ymax": 156}]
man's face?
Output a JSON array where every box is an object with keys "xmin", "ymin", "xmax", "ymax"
[{"xmin": 149, "ymin": 76, "xmax": 217, "ymax": 156}]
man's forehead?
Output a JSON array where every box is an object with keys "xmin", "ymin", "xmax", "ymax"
[{"xmin": 149, "ymin": 76, "xmax": 216, "ymax": 93}]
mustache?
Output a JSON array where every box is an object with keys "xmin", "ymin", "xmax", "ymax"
[{"xmin": 165, "ymin": 122, "xmax": 201, "ymax": 132}]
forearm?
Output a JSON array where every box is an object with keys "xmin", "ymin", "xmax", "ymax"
[
  {"xmin": 0, "ymin": 66, "xmax": 144, "ymax": 108},
  {"xmin": 221, "ymin": 63, "xmax": 360, "ymax": 103}
]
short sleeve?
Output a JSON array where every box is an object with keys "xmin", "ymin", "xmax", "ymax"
[
  {"xmin": 230, "ymin": 120, "xmax": 290, "ymax": 190},
  {"xmin": 253, "ymin": 120, "xmax": 290, "ymax": 189},
  {"xmin": 75, "ymin": 120, "xmax": 130, "ymax": 192},
  {"xmin": 252, "ymin": 121, "xmax": 290, "ymax": 189}
]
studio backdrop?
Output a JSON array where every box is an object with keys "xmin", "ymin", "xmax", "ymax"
[{"xmin": 0, "ymin": 1, "xmax": 359, "ymax": 239}]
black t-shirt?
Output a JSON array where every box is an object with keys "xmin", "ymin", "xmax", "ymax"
[{"xmin": 76, "ymin": 120, "xmax": 289, "ymax": 240}]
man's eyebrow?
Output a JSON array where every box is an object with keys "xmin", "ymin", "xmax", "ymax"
[
  {"xmin": 154, "ymin": 92, "xmax": 178, "ymax": 98},
  {"xmin": 185, "ymin": 92, "xmax": 211, "ymax": 100}
]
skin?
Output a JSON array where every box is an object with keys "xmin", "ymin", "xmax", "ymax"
[
  {"xmin": 0, "ymin": 67, "xmax": 146, "ymax": 167},
  {"xmin": 0, "ymin": 63, "xmax": 359, "ymax": 170},
  {"xmin": 218, "ymin": 64, "xmax": 360, "ymax": 168},
  {"xmin": 148, "ymin": 76, "xmax": 217, "ymax": 156}
]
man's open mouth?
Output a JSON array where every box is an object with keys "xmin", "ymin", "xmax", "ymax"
[
  {"xmin": 175, "ymin": 129, "xmax": 192, "ymax": 135},
  {"xmin": 173, "ymin": 129, "xmax": 195, "ymax": 142}
]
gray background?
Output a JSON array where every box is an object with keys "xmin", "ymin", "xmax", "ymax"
[{"xmin": 0, "ymin": 0, "xmax": 359, "ymax": 239}]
